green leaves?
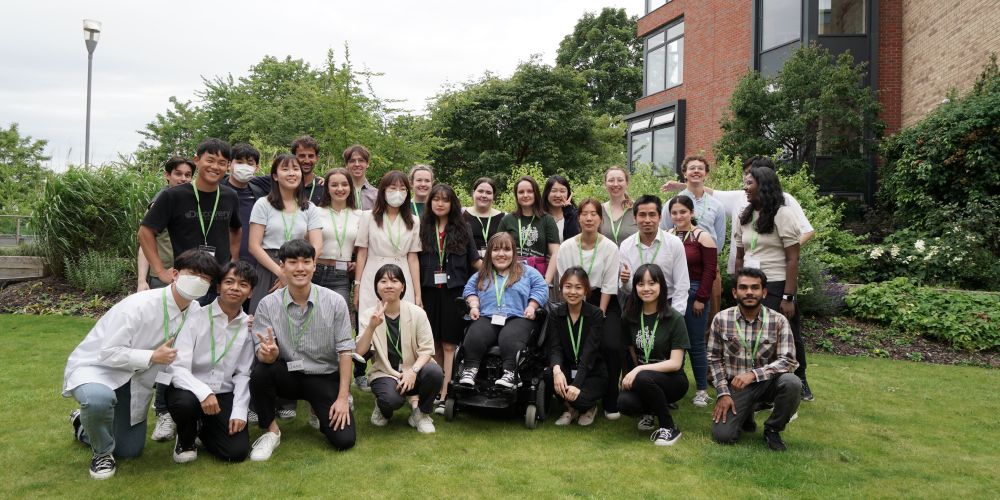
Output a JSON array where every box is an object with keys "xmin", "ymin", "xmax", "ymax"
[{"xmin": 0, "ymin": 123, "xmax": 51, "ymax": 216}]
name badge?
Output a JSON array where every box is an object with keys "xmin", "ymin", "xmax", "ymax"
[
  {"xmin": 434, "ymin": 272, "xmax": 448, "ymax": 285},
  {"xmin": 335, "ymin": 261, "xmax": 348, "ymax": 271},
  {"xmin": 208, "ymin": 370, "xmax": 224, "ymax": 392},
  {"xmin": 491, "ymin": 314, "xmax": 507, "ymax": 326},
  {"xmin": 198, "ymin": 245, "xmax": 216, "ymax": 257},
  {"xmin": 744, "ymin": 258, "xmax": 761, "ymax": 270},
  {"xmin": 570, "ymin": 369, "xmax": 578, "ymax": 379},
  {"xmin": 155, "ymin": 371, "xmax": 172, "ymax": 385},
  {"xmin": 478, "ymin": 248, "xmax": 486, "ymax": 257},
  {"xmin": 287, "ymin": 359, "xmax": 304, "ymax": 372}
]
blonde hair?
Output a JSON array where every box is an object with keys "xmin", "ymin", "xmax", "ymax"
[
  {"xmin": 408, "ymin": 164, "xmax": 434, "ymax": 181},
  {"xmin": 604, "ymin": 166, "xmax": 633, "ymax": 210}
]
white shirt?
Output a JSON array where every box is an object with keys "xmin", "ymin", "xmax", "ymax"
[
  {"xmin": 317, "ymin": 206, "xmax": 361, "ymax": 260},
  {"xmin": 168, "ymin": 299, "xmax": 254, "ymax": 422},
  {"xmin": 714, "ymin": 190, "xmax": 814, "ymax": 274},
  {"xmin": 249, "ymin": 199, "xmax": 323, "ymax": 250},
  {"xmin": 63, "ymin": 288, "xmax": 199, "ymax": 426},
  {"xmin": 618, "ymin": 229, "xmax": 690, "ymax": 315},
  {"xmin": 555, "ymin": 234, "xmax": 621, "ymax": 296}
]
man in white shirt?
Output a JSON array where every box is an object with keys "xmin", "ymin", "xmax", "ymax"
[
  {"xmin": 165, "ymin": 261, "xmax": 256, "ymax": 463},
  {"xmin": 618, "ymin": 194, "xmax": 690, "ymax": 315},
  {"xmin": 63, "ymin": 250, "xmax": 219, "ymax": 480}
]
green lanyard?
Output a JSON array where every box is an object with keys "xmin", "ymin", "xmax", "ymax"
[
  {"xmin": 577, "ymin": 235, "xmax": 600, "ymax": 275},
  {"xmin": 436, "ymin": 223, "xmax": 448, "ymax": 269},
  {"xmin": 566, "ymin": 314, "xmax": 584, "ymax": 363},
  {"xmin": 610, "ymin": 214, "xmax": 624, "ymax": 246},
  {"xmin": 639, "ymin": 313, "xmax": 660, "ymax": 364},
  {"xmin": 411, "ymin": 200, "xmax": 421, "ymax": 216},
  {"xmin": 637, "ymin": 231, "xmax": 663, "ymax": 265},
  {"xmin": 748, "ymin": 212, "xmax": 759, "ymax": 254},
  {"xmin": 517, "ymin": 215, "xmax": 535, "ymax": 249},
  {"xmin": 280, "ymin": 209, "xmax": 301, "ymax": 242},
  {"xmin": 476, "ymin": 215, "xmax": 492, "ymax": 247},
  {"xmin": 308, "ymin": 178, "xmax": 317, "ymax": 201},
  {"xmin": 191, "ymin": 180, "xmax": 220, "ymax": 245},
  {"xmin": 329, "ymin": 208, "xmax": 349, "ymax": 258},
  {"xmin": 736, "ymin": 308, "xmax": 768, "ymax": 364},
  {"xmin": 207, "ymin": 304, "xmax": 241, "ymax": 365},
  {"xmin": 384, "ymin": 214, "xmax": 402, "ymax": 253},
  {"xmin": 283, "ymin": 287, "xmax": 317, "ymax": 349},
  {"xmin": 493, "ymin": 271, "xmax": 506, "ymax": 309},
  {"xmin": 386, "ymin": 319, "xmax": 403, "ymax": 360},
  {"xmin": 161, "ymin": 288, "xmax": 188, "ymax": 341}
]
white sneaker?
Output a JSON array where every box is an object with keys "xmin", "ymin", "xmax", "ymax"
[
  {"xmin": 249, "ymin": 431, "xmax": 281, "ymax": 461},
  {"xmin": 790, "ymin": 411, "xmax": 799, "ymax": 423},
  {"xmin": 247, "ymin": 410, "xmax": 258, "ymax": 424},
  {"xmin": 692, "ymin": 390, "xmax": 713, "ymax": 408},
  {"xmin": 408, "ymin": 409, "xmax": 436, "ymax": 434},
  {"xmin": 637, "ymin": 414, "xmax": 656, "ymax": 431},
  {"xmin": 554, "ymin": 411, "xmax": 577, "ymax": 426},
  {"xmin": 276, "ymin": 408, "xmax": 297, "ymax": 421},
  {"xmin": 308, "ymin": 411, "xmax": 320, "ymax": 430},
  {"xmin": 172, "ymin": 437, "xmax": 197, "ymax": 464},
  {"xmin": 577, "ymin": 407, "xmax": 598, "ymax": 426},
  {"xmin": 151, "ymin": 413, "xmax": 175, "ymax": 442},
  {"xmin": 651, "ymin": 427, "xmax": 682, "ymax": 446},
  {"xmin": 370, "ymin": 407, "xmax": 389, "ymax": 427},
  {"xmin": 604, "ymin": 410, "xmax": 621, "ymax": 421},
  {"xmin": 459, "ymin": 368, "xmax": 478, "ymax": 386}
]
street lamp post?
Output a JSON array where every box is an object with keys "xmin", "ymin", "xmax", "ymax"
[{"xmin": 83, "ymin": 19, "xmax": 101, "ymax": 167}]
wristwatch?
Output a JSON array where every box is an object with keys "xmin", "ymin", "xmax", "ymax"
[{"xmin": 782, "ymin": 293, "xmax": 796, "ymax": 302}]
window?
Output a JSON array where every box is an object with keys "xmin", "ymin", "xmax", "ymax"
[
  {"xmin": 761, "ymin": 0, "xmax": 801, "ymax": 51},
  {"xmin": 819, "ymin": 0, "xmax": 865, "ymax": 35},
  {"xmin": 644, "ymin": 20, "xmax": 684, "ymax": 95},
  {"xmin": 646, "ymin": 0, "xmax": 669, "ymax": 14},
  {"xmin": 628, "ymin": 108, "xmax": 677, "ymax": 176}
]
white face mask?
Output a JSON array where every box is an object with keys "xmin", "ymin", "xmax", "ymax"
[
  {"xmin": 175, "ymin": 274, "xmax": 211, "ymax": 300},
  {"xmin": 231, "ymin": 163, "xmax": 256, "ymax": 183},
  {"xmin": 386, "ymin": 190, "xmax": 407, "ymax": 208}
]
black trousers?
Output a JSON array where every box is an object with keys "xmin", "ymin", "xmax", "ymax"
[
  {"xmin": 544, "ymin": 369, "xmax": 607, "ymax": 413},
  {"xmin": 250, "ymin": 360, "xmax": 356, "ymax": 451},
  {"xmin": 762, "ymin": 280, "xmax": 806, "ymax": 379},
  {"xmin": 165, "ymin": 387, "xmax": 249, "ymax": 462},
  {"xmin": 370, "ymin": 364, "xmax": 445, "ymax": 417},
  {"xmin": 596, "ymin": 295, "xmax": 624, "ymax": 413},
  {"xmin": 712, "ymin": 373, "xmax": 801, "ymax": 443},
  {"xmin": 462, "ymin": 317, "xmax": 534, "ymax": 371},
  {"xmin": 618, "ymin": 370, "xmax": 689, "ymax": 430}
]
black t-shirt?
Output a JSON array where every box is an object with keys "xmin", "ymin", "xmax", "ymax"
[
  {"xmin": 624, "ymin": 310, "xmax": 690, "ymax": 364},
  {"xmin": 386, "ymin": 316, "xmax": 402, "ymax": 370},
  {"xmin": 463, "ymin": 211, "xmax": 505, "ymax": 252},
  {"xmin": 223, "ymin": 177, "xmax": 262, "ymax": 265},
  {"xmin": 141, "ymin": 182, "xmax": 242, "ymax": 265}
]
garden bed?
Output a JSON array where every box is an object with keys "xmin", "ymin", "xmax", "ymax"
[{"xmin": 0, "ymin": 276, "xmax": 124, "ymax": 317}]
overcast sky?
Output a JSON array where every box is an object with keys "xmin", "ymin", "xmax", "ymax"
[{"xmin": 1, "ymin": 1, "xmax": 639, "ymax": 170}]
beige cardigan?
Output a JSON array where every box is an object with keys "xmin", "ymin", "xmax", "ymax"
[{"xmin": 359, "ymin": 300, "xmax": 436, "ymax": 381}]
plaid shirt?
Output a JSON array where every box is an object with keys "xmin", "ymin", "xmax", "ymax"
[{"xmin": 707, "ymin": 306, "xmax": 798, "ymax": 397}]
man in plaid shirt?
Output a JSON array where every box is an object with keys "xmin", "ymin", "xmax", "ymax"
[{"xmin": 708, "ymin": 268, "xmax": 801, "ymax": 451}]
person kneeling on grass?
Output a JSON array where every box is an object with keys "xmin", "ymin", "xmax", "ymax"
[
  {"xmin": 356, "ymin": 264, "xmax": 443, "ymax": 433},
  {"xmin": 248, "ymin": 239, "xmax": 356, "ymax": 461},
  {"xmin": 165, "ymin": 261, "xmax": 257, "ymax": 463},
  {"xmin": 63, "ymin": 249, "xmax": 219, "ymax": 479},
  {"xmin": 617, "ymin": 264, "xmax": 690, "ymax": 447},
  {"xmin": 546, "ymin": 267, "xmax": 607, "ymax": 426},
  {"xmin": 709, "ymin": 267, "xmax": 800, "ymax": 451}
]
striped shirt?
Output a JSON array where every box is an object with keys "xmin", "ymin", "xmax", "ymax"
[
  {"xmin": 707, "ymin": 306, "xmax": 798, "ymax": 397},
  {"xmin": 252, "ymin": 284, "xmax": 355, "ymax": 374}
]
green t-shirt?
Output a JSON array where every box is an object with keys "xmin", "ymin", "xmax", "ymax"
[
  {"xmin": 498, "ymin": 213, "xmax": 560, "ymax": 258},
  {"xmin": 624, "ymin": 310, "xmax": 690, "ymax": 364}
]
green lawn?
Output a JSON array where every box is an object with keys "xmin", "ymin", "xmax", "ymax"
[{"xmin": 2, "ymin": 314, "xmax": 998, "ymax": 498}]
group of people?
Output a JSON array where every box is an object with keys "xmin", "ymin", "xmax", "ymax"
[{"xmin": 62, "ymin": 136, "xmax": 815, "ymax": 480}]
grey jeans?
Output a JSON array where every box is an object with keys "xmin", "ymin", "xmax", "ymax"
[
  {"xmin": 712, "ymin": 372, "xmax": 801, "ymax": 444},
  {"xmin": 71, "ymin": 381, "xmax": 147, "ymax": 457}
]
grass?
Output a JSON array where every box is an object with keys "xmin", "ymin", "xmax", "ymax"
[{"xmin": 2, "ymin": 313, "xmax": 998, "ymax": 498}]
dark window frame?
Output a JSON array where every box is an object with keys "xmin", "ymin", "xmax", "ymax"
[
  {"xmin": 645, "ymin": 0, "xmax": 671, "ymax": 15},
  {"xmin": 643, "ymin": 17, "xmax": 685, "ymax": 96},
  {"xmin": 624, "ymin": 100, "xmax": 686, "ymax": 177}
]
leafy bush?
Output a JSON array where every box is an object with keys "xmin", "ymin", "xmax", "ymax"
[
  {"xmin": 864, "ymin": 228, "xmax": 1000, "ymax": 291},
  {"xmin": 35, "ymin": 165, "xmax": 160, "ymax": 276},
  {"xmin": 64, "ymin": 251, "xmax": 133, "ymax": 294},
  {"xmin": 846, "ymin": 278, "xmax": 1000, "ymax": 351}
]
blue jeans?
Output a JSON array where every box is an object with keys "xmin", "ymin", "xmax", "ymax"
[
  {"xmin": 685, "ymin": 281, "xmax": 710, "ymax": 390},
  {"xmin": 71, "ymin": 381, "xmax": 147, "ymax": 457}
]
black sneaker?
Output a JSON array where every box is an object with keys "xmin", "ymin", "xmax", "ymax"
[
  {"xmin": 741, "ymin": 415, "xmax": 758, "ymax": 433},
  {"xmin": 800, "ymin": 379, "xmax": 815, "ymax": 402},
  {"xmin": 650, "ymin": 427, "xmax": 682, "ymax": 446},
  {"xmin": 69, "ymin": 409, "xmax": 84, "ymax": 443},
  {"xmin": 667, "ymin": 402, "xmax": 679, "ymax": 410},
  {"xmin": 494, "ymin": 370, "xmax": 517, "ymax": 388},
  {"xmin": 763, "ymin": 428, "xmax": 787, "ymax": 452},
  {"xmin": 89, "ymin": 452, "xmax": 116, "ymax": 480}
]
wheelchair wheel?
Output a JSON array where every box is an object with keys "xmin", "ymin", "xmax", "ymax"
[
  {"xmin": 444, "ymin": 397, "xmax": 456, "ymax": 421},
  {"xmin": 524, "ymin": 404, "xmax": 538, "ymax": 429},
  {"xmin": 535, "ymin": 377, "xmax": 547, "ymax": 421}
]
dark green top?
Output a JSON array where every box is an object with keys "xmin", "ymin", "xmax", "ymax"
[
  {"xmin": 623, "ymin": 310, "xmax": 690, "ymax": 364},
  {"xmin": 386, "ymin": 316, "xmax": 402, "ymax": 371},
  {"xmin": 497, "ymin": 213, "xmax": 560, "ymax": 258}
]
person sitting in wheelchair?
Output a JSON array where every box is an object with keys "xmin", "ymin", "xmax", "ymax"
[{"xmin": 460, "ymin": 232, "xmax": 548, "ymax": 389}]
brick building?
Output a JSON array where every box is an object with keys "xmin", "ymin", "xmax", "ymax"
[{"xmin": 625, "ymin": 0, "xmax": 1000, "ymax": 197}]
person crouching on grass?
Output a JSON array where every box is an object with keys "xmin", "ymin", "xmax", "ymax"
[
  {"xmin": 63, "ymin": 249, "xmax": 219, "ymax": 479},
  {"xmin": 356, "ymin": 264, "xmax": 443, "ymax": 433},
  {"xmin": 165, "ymin": 261, "xmax": 257, "ymax": 463}
]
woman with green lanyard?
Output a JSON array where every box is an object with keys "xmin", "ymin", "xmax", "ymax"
[
  {"xmin": 598, "ymin": 166, "xmax": 638, "ymax": 247},
  {"xmin": 409, "ymin": 164, "xmax": 434, "ymax": 217},
  {"xmin": 497, "ymin": 175, "xmax": 560, "ymax": 284},
  {"xmin": 354, "ymin": 171, "xmax": 423, "ymax": 316},
  {"xmin": 313, "ymin": 168, "xmax": 361, "ymax": 318},
  {"xmin": 248, "ymin": 154, "xmax": 323, "ymax": 313},
  {"xmin": 462, "ymin": 177, "xmax": 505, "ymax": 257},
  {"xmin": 618, "ymin": 263, "xmax": 690, "ymax": 447},
  {"xmin": 417, "ymin": 184, "xmax": 481, "ymax": 408},
  {"xmin": 545, "ymin": 267, "xmax": 607, "ymax": 426}
]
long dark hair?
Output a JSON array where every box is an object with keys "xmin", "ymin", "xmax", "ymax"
[
  {"xmin": 667, "ymin": 195, "xmax": 699, "ymax": 228},
  {"xmin": 512, "ymin": 176, "xmax": 543, "ymax": 217},
  {"xmin": 318, "ymin": 168, "xmax": 357, "ymax": 209},
  {"xmin": 476, "ymin": 232, "xmax": 524, "ymax": 291},
  {"xmin": 373, "ymin": 264, "xmax": 407, "ymax": 301},
  {"xmin": 420, "ymin": 184, "xmax": 472, "ymax": 254},
  {"xmin": 623, "ymin": 263, "xmax": 673, "ymax": 323},
  {"xmin": 372, "ymin": 170, "xmax": 415, "ymax": 230},
  {"xmin": 739, "ymin": 166, "xmax": 785, "ymax": 234},
  {"xmin": 541, "ymin": 175, "xmax": 574, "ymax": 212},
  {"xmin": 266, "ymin": 154, "xmax": 308, "ymax": 211}
]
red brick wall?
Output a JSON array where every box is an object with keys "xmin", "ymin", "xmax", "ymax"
[
  {"xmin": 634, "ymin": 0, "xmax": 753, "ymax": 163},
  {"xmin": 878, "ymin": 0, "xmax": 903, "ymax": 134}
]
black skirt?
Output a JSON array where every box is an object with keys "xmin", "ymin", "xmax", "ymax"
[{"xmin": 421, "ymin": 286, "xmax": 466, "ymax": 345}]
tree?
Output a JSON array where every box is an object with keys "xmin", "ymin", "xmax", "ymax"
[
  {"xmin": 426, "ymin": 59, "xmax": 624, "ymax": 192},
  {"xmin": 0, "ymin": 123, "xmax": 51, "ymax": 214},
  {"xmin": 556, "ymin": 8, "xmax": 642, "ymax": 118},
  {"xmin": 716, "ymin": 43, "xmax": 883, "ymax": 189}
]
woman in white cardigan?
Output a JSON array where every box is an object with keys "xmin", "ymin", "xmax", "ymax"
[{"xmin": 356, "ymin": 264, "xmax": 443, "ymax": 434}]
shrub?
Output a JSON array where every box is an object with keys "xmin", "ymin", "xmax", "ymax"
[
  {"xmin": 64, "ymin": 251, "xmax": 133, "ymax": 294},
  {"xmin": 864, "ymin": 228, "xmax": 1000, "ymax": 291},
  {"xmin": 846, "ymin": 278, "xmax": 1000, "ymax": 351}
]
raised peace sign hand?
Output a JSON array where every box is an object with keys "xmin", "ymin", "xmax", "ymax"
[
  {"xmin": 369, "ymin": 301, "xmax": 387, "ymax": 330},
  {"xmin": 255, "ymin": 327, "xmax": 280, "ymax": 364}
]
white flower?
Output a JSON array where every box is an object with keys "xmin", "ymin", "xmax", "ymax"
[
  {"xmin": 952, "ymin": 256, "xmax": 963, "ymax": 263},
  {"xmin": 914, "ymin": 240, "xmax": 926, "ymax": 252},
  {"xmin": 967, "ymin": 234, "xmax": 978, "ymax": 242},
  {"xmin": 890, "ymin": 245, "xmax": 901, "ymax": 258},
  {"xmin": 869, "ymin": 246, "xmax": 884, "ymax": 259},
  {"xmin": 906, "ymin": 255, "xmax": 917, "ymax": 263}
]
